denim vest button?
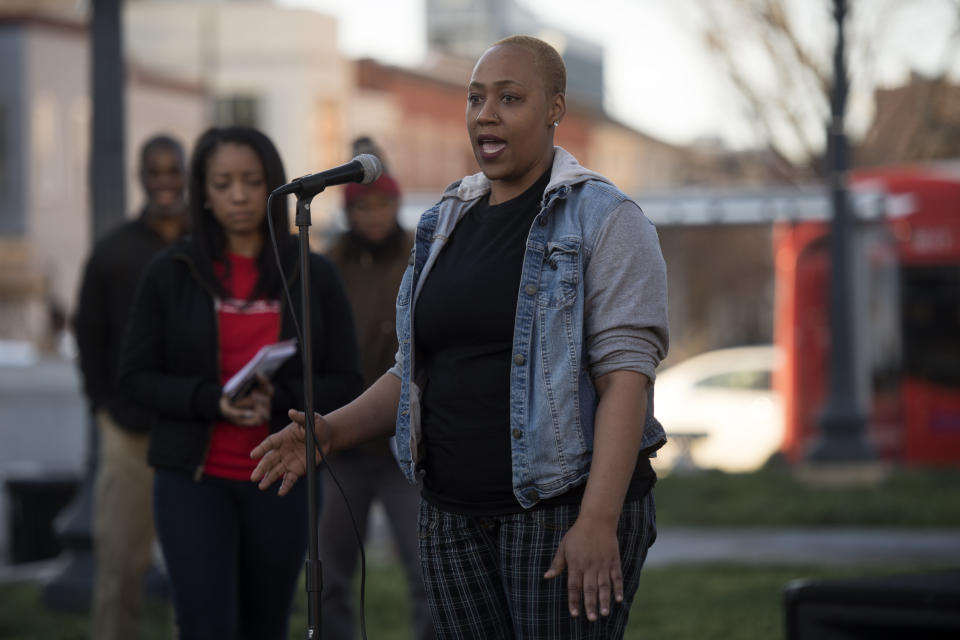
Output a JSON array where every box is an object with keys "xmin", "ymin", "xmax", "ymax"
[
  {"xmin": 513, "ymin": 354, "xmax": 526, "ymax": 366},
  {"xmin": 525, "ymin": 488, "xmax": 538, "ymax": 501},
  {"xmin": 524, "ymin": 284, "xmax": 537, "ymax": 296},
  {"xmin": 511, "ymin": 428, "xmax": 522, "ymax": 439}
]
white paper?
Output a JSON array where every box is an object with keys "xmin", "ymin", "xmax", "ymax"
[{"xmin": 223, "ymin": 338, "xmax": 298, "ymax": 399}]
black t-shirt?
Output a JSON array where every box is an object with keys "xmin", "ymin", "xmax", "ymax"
[{"xmin": 415, "ymin": 170, "xmax": 655, "ymax": 515}]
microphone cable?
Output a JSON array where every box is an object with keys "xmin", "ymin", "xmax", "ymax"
[{"xmin": 266, "ymin": 191, "xmax": 371, "ymax": 640}]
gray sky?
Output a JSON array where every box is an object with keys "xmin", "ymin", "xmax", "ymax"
[{"xmin": 280, "ymin": 0, "xmax": 960, "ymax": 153}]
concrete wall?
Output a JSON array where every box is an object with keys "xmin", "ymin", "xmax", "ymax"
[
  {"xmin": 588, "ymin": 122, "xmax": 688, "ymax": 195},
  {"xmin": 124, "ymin": 1, "xmax": 351, "ymax": 225},
  {"xmin": 0, "ymin": 14, "xmax": 207, "ymax": 347},
  {"xmin": 125, "ymin": 71, "xmax": 207, "ymax": 214},
  {"xmin": 23, "ymin": 22, "xmax": 90, "ymax": 328}
]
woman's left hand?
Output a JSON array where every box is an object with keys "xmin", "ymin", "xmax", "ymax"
[
  {"xmin": 249, "ymin": 373, "xmax": 274, "ymax": 421},
  {"xmin": 544, "ymin": 515, "xmax": 623, "ymax": 622},
  {"xmin": 219, "ymin": 373, "xmax": 274, "ymax": 426}
]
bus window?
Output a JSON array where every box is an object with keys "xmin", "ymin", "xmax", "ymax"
[{"xmin": 901, "ymin": 265, "xmax": 960, "ymax": 388}]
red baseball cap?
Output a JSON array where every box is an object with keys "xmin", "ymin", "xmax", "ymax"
[{"xmin": 344, "ymin": 173, "xmax": 400, "ymax": 209}]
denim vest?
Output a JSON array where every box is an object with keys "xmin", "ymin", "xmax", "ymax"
[{"xmin": 392, "ymin": 153, "xmax": 667, "ymax": 509}]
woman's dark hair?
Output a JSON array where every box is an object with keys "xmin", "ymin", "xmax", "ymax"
[{"xmin": 187, "ymin": 126, "xmax": 292, "ymax": 300}]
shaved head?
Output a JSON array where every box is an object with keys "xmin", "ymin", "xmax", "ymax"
[{"xmin": 491, "ymin": 35, "xmax": 566, "ymax": 99}]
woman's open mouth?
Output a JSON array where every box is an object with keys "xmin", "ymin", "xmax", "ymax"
[{"xmin": 477, "ymin": 135, "xmax": 506, "ymax": 160}]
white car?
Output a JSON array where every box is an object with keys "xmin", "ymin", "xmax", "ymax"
[{"xmin": 651, "ymin": 345, "xmax": 784, "ymax": 473}]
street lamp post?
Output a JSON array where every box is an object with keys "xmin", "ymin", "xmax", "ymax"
[
  {"xmin": 42, "ymin": 0, "xmax": 126, "ymax": 611},
  {"xmin": 806, "ymin": 0, "xmax": 874, "ymax": 462}
]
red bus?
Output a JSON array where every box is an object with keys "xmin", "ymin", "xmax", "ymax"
[{"xmin": 775, "ymin": 166, "xmax": 960, "ymax": 464}]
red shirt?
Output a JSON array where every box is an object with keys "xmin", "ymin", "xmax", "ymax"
[{"xmin": 205, "ymin": 253, "xmax": 281, "ymax": 480}]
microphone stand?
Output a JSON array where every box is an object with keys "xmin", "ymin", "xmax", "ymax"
[
  {"xmin": 278, "ymin": 156, "xmax": 379, "ymax": 639},
  {"xmin": 295, "ymin": 189, "xmax": 322, "ymax": 639}
]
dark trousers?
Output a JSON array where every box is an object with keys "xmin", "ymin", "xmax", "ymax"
[{"xmin": 154, "ymin": 469, "xmax": 317, "ymax": 640}]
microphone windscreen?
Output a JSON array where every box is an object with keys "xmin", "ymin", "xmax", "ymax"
[{"xmin": 355, "ymin": 154, "xmax": 383, "ymax": 185}]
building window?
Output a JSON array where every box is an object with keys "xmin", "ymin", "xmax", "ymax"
[{"xmin": 214, "ymin": 96, "xmax": 259, "ymax": 128}]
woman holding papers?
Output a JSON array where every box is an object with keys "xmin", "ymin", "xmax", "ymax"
[
  {"xmin": 252, "ymin": 36, "xmax": 668, "ymax": 639},
  {"xmin": 119, "ymin": 126, "xmax": 361, "ymax": 639}
]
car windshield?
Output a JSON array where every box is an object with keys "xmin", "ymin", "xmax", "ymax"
[{"xmin": 695, "ymin": 369, "xmax": 771, "ymax": 391}]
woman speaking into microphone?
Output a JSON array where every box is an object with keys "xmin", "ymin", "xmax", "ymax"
[{"xmin": 252, "ymin": 35, "xmax": 668, "ymax": 639}]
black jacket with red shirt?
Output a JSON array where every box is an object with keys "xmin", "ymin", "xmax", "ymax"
[{"xmin": 118, "ymin": 239, "xmax": 362, "ymax": 477}]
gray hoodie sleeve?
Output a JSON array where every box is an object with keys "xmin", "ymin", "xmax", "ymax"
[{"xmin": 584, "ymin": 200, "xmax": 669, "ymax": 380}]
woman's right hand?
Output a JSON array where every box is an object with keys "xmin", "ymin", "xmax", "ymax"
[{"xmin": 250, "ymin": 409, "xmax": 328, "ymax": 495}]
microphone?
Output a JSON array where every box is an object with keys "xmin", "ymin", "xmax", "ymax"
[{"xmin": 272, "ymin": 154, "xmax": 383, "ymax": 197}]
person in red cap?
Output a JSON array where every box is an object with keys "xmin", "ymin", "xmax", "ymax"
[{"xmin": 320, "ymin": 147, "xmax": 435, "ymax": 640}]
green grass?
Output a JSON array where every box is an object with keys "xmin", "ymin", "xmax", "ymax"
[
  {"xmin": 628, "ymin": 563, "xmax": 948, "ymax": 640},
  {"xmin": 0, "ymin": 559, "xmax": 414, "ymax": 640},
  {"xmin": 0, "ymin": 582, "xmax": 174, "ymax": 640},
  {"xmin": 2, "ymin": 466, "xmax": 957, "ymax": 638},
  {"xmin": 1, "ymin": 561, "xmax": 947, "ymax": 640},
  {"xmin": 655, "ymin": 466, "xmax": 960, "ymax": 527},
  {"xmin": 290, "ymin": 557, "xmax": 417, "ymax": 639}
]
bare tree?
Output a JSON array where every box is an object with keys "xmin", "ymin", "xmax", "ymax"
[
  {"xmin": 858, "ymin": 0, "xmax": 960, "ymax": 165},
  {"xmin": 689, "ymin": 0, "xmax": 960, "ymax": 177}
]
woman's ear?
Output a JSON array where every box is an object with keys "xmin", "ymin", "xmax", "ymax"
[{"xmin": 548, "ymin": 93, "xmax": 566, "ymax": 128}]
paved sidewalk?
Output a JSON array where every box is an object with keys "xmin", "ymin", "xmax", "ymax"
[
  {"xmin": 4, "ymin": 524, "xmax": 959, "ymax": 587},
  {"xmin": 646, "ymin": 526, "xmax": 960, "ymax": 567}
]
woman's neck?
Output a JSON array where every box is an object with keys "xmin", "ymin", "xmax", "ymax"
[
  {"xmin": 488, "ymin": 148, "xmax": 554, "ymax": 206},
  {"xmin": 225, "ymin": 232, "xmax": 263, "ymax": 258}
]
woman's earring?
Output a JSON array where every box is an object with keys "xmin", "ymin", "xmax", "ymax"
[{"xmin": 553, "ymin": 121, "xmax": 559, "ymax": 128}]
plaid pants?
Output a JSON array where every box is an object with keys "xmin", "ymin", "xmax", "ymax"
[{"xmin": 418, "ymin": 491, "xmax": 656, "ymax": 639}]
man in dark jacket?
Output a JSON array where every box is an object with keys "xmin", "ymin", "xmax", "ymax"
[
  {"xmin": 73, "ymin": 134, "xmax": 187, "ymax": 640},
  {"xmin": 319, "ymin": 140, "xmax": 434, "ymax": 640}
]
